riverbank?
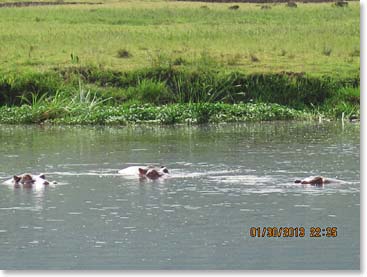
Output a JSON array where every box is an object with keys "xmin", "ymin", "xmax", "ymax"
[
  {"xmin": 0, "ymin": 66, "xmax": 360, "ymax": 125},
  {"xmin": 0, "ymin": 1, "xmax": 359, "ymax": 125},
  {"xmin": 0, "ymin": 102, "xmax": 313, "ymax": 125}
]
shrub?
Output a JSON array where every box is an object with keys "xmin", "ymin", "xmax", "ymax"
[
  {"xmin": 287, "ymin": 2, "xmax": 298, "ymax": 8},
  {"xmin": 126, "ymin": 79, "xmax": 173, "ymax": 105},
  {"xmin": 335, "ymin": 1, "xmax": 348, "ymax": 7},
  {"xmin": 229, "ymin": 5, "xmax": 240, "ymax": 10},
  {"xmin": 117, "ymin": 49, "xmax": 132, "ymax": 58}
]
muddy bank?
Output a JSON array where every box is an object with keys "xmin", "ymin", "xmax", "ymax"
[{"xmin": 0, "ymin": 1, "xmax": 102, "ymax": 8}]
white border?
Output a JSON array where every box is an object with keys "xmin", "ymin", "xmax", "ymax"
[{"xmin": 0, "ymin": 0, "xmax": 364, "ymax": 275}]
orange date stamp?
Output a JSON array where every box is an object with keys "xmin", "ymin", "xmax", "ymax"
[{"xmin": 249, "ymin": 227, "xmax": 337, "ymax": 238}]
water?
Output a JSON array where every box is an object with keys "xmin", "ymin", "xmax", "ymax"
[{"xmin": 0, "ymin": 122, "xmax": 360, "ymax": 269}]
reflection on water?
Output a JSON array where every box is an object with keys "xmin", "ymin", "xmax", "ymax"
[{"xmin": 0, "ymin": 122, "xmax": 360, "ymax": 269}]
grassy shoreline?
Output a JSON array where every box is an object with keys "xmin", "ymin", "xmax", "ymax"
[
  {"xmin": 0, "ymin": 1, "xmax": 359, "ymax": 125},
  {"xmin": 0, "ymin": 66, "xmax": 359, "ymax": 125},
  {"xmin": 0, "ymin": 102, "xmax": 314, "ymax": 125}
]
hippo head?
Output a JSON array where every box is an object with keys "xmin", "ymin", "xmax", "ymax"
[
  {"xmin": 14, "ymin": 174, "xmax": 35, "ymax": 186},
  {"xmin": 138, "ymin": 166, "xmax": 169, "ymax": 180},
  {"xmin": 295, "ymin": 176, "xmax": 324, "ymax": 186},
  {"xmin": 306, "ymin": 176, "xmax": 323, "ymax": 186},
  {"xmin": 13, "ymin": 173, "xmax": 50, "ymax": 187}
]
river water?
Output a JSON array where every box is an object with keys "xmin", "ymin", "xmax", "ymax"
[{"xmin": 0, "ymin": 122, "xmax": 360, "ymax": 269}]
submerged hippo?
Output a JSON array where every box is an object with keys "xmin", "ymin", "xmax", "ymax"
[
  {"xmin": 118, "ymin": 166, "xmax": 169, "ymax": 180},
  {"xmin": 294, "ymin": 176, "xmax": 343, "ymax": 186},
  {"xmin": 3, "ymin": 173, "xmax": 55, "ymax": 188}
]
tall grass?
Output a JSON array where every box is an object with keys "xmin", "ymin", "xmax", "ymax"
[{"xmin": 0, "ymin": 66, "xmax": 359, "ymax": 108}]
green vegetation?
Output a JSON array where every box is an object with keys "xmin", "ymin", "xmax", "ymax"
[
  {"xmin": 0, "ymin": 0, "xmax": 360, "ymax": 125},
  {"xmin": 0, "ymin": 102, "xmax": 311, "ymax": 125},
  {"xmin": 0, "ymin": 0, "xmax": 359, "ymax": 76}
]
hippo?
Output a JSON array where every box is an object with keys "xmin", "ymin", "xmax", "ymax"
[
  {"xmin": 118, "ymin": 166, "xmax": 169, "ymax": 180},
  {"xmin": 3, "ymin": 173, "xmax": 55, "ymax": 188},
  {"xmin": 294, "ymin": 176, "xmax": 344, "ymax": 186}
]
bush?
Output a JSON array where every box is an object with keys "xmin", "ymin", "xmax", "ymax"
[
  {"xmin": 0, "ymin": 71, "xmax": 66, "ymax": 105},
  {"xmin": 126, "ymin": 79, "xmax": 173, "ymax": 104},
  {"xmin": 287, "ymin": 2, "xmax": 297, "ymax": 8},
  {"xmin": 335, "ymin": 1, "xmax": 348, "ymax": 8},
  {"xmin": 229, "ymin": 5, "xmax": 240, "ymax": 10},
  {"xmin": 117, "ymin": 49, "xmax": 132, "ymax": 58}
]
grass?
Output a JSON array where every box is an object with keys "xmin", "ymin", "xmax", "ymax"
[
  {"xmin": 0, "ymin": 0, "xmax": 359, "ymax": 77},
  {"xmin": 0, "ymin": 66, "xmax": 359, "ymax": 107},
  {"xmin": 0, "ymin": 65, "xmax": 359, "ymax": 123},
  {"xmin": 0, "ymin": 0, "xmax": 360, "ymax": 125}
]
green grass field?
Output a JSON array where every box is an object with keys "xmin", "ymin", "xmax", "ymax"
[
  {"xmin": 0, "ymin": 0, "xmax": 359, "ymax": 77},
  {"xmin": 0, "ymin": 0, "xmax": 360, "ymax": 124}
]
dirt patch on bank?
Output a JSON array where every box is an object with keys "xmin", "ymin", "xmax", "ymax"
[
  {"xmin": 0, "ymin": 1, "xmax": 102, "ymax": 8},
  {"xmin": 176, "ymin": 0, "xmax": 337, "ymax": 3}
]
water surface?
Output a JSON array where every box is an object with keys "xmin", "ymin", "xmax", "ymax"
[{"xmin": 0, "ymin": 122, "xmax": 360, "ymax": 269}]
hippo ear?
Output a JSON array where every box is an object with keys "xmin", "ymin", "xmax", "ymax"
[
  {"xmin": 138, "ymin": 168, "xmax": 148, "ymax": 175},
  {"xmin": 13, "ymin": 175, "xmax": 21, "ymax": 183},
  {"xmin": 39, "ymin": 174, "xmax": 46, "ymax": 179}
]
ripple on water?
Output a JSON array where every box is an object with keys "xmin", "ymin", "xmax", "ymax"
[
  {"xmin": 28, "ymin": 241, "xmax": 39, "ymax": 244},
  {"xmin": 208, "ymin": 175, "xmax": 274, "ymax": 185},
  {"xmin": 183, "ymin": 205, "xmax": 201, "ymax": 210},
  {"xmin": 0, "ymin": 206, "xmax": 41, "ymax": 212},
  {"xmin": 240, "ymin": 209, "xmax": 255, "ymax": 212}
]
